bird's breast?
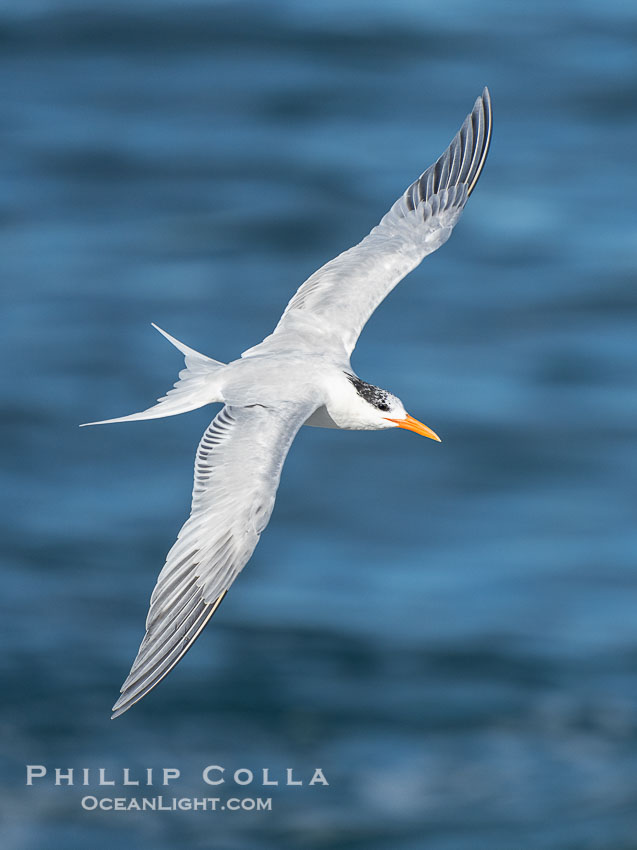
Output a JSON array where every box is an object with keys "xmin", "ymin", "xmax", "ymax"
[{"xmin": 303, "ymin": 405, "xmax": 340, "ymax": 429}]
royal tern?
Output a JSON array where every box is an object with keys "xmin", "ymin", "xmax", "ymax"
[{"xmin": 83, "ymin": 89, "xmax": 492, "ymax": 718}]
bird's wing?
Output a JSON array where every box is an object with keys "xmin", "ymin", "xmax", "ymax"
[
  {"xmin": 272, "ymin": 88, "xmax": 491, "ymax": 358},
  {"xmin": 111, "ymin": 400, "xmax": 315, "ymax": 718}
]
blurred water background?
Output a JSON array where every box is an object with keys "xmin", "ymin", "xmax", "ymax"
[{"xmin": 2, "ymin": 1, "xmax": 637, "ymax": 848}]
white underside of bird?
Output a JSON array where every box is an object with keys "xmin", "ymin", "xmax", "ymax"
[{"xmin": 82, "ymin": 89, "xmax": 492, "ymax": 718}]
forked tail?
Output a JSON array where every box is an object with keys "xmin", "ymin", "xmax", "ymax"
[{"xmin": 80, "ymin": 325, "xmax": 225, "ymax": 426}]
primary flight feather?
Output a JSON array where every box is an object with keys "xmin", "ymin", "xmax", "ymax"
[{"xmin": 82, "ymin": 88, "xmax": 492, "ymax": 718}]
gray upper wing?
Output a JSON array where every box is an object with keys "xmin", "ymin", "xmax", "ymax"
[
  {"xmin": 111, "ymin": 400, "xmax": 315, "ymax": 718},
  {"xmin": 271, "ymin": 88, "xmax": 492, "ymax": 358}
]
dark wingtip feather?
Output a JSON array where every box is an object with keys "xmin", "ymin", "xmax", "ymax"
[
  {"xmin": 466, "ymin": 87, "xmax": 492, "ymax": 198},
  {"xmin": 110, "ymin": 590, "xmax": 228, "ymax": 719},
  {"xmin": 412, "ymin": 88, "xmax": 492, "ymax": 207}
]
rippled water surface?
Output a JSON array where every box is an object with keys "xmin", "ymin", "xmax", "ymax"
[{"xmin": 2, "ymin": 2, "xmax": 637, "ymax": 848}]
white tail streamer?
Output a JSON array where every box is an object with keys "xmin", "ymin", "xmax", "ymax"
[{"xmin": 80, "ymin": 325, "xmax": 225, "ymax": 426}]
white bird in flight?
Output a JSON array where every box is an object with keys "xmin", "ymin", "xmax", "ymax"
[{"xmin": 83, "ymin": 89, "xmax": 492, "ymax": 718}]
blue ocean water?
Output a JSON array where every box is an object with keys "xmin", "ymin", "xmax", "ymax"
[{"xmin": 2, "ymin": 1, "xmax": 637, "ymax": 847}]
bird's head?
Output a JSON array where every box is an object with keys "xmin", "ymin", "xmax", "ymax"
[{"xmin": 342, "ymin": 373, "xmax": 441, "ymax": 440}]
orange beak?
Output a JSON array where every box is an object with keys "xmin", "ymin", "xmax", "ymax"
[{"xmin": 384, "ymin": 413, "xmax": 441, "ymax": 442}]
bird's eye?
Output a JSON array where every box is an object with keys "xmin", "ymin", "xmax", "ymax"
[{"xmin": 377, "ymin": 402, "xmax": 390, "ymax": 412}]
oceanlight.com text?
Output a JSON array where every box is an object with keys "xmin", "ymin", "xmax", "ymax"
[{"xmin": 81, "ymin": 795, "xmax": 273, "ymax": 812}]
